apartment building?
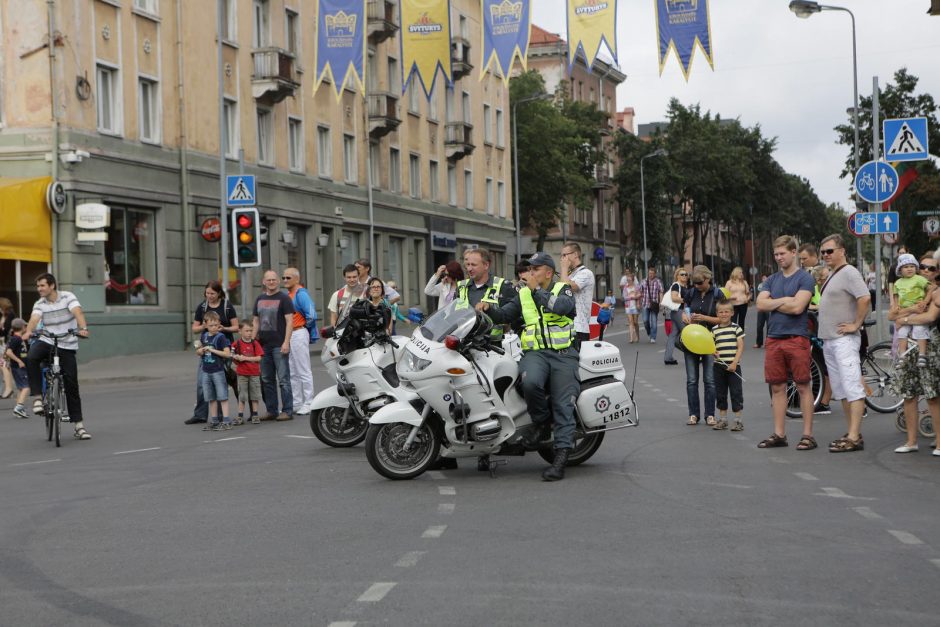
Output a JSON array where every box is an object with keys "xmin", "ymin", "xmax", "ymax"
[{"xmin": 0, "ymin": 0, "xmax": 512, "ymax": 359}]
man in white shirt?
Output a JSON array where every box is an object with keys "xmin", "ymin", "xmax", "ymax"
[
  {"xmin": 559, "ymin": 242, "xmax": 595, "ymax": 350},
  {"xmin": 329, "ymin": 264, "xmax": 364, "ymax": 326}
]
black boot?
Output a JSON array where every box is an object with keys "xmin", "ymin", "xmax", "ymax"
[
  {"xmin": 541, "ymin": 448, "xmax": 570, "ymax": 482},
  {"xmin": 521, "ymin": 423, "xmax": 551, "ymax": 450},
  {"xmin": 477, "ymin": 455, "xmax": 491, "ymax": 472}
]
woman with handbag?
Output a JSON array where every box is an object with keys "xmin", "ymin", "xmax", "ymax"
[
  {"xmin": 620, "ymin": 269, "xmax": 641, "ymax": 343},
  {"xmin": 663, "ymin": 268, "xmax": 690, "ymax": 365},
  {"xmin": 682, "ymin": 266, "xmax": 721, "ymax": 426}
]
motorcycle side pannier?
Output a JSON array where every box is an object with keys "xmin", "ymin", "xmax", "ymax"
[
  {"xmin": 577, "ymin": 380, "xmax": 634, "ymax": 430},
  {"xmin": 578, "ymin": 341, "xmax": 624, "ymax": 381}
]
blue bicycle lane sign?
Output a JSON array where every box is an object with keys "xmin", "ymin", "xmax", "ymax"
[{"xmin": 854, "ymin": 160, "xmax": 898, "ymax": 204}]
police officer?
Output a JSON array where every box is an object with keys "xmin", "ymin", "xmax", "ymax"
[{"xmin": 476, "ymin": 252, "xmax": 579, "ymax": 482}]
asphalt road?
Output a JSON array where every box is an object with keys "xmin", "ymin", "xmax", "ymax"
[{"xmin": 1, "ymin": 317, "xmax": 938, "ymax": 627}]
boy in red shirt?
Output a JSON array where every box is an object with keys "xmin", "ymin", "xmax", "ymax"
[{"xmin": 231, "ymin": 321, "xmax": 264, "ymax": 424}]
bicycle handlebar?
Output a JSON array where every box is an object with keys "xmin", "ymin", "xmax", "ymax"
[{"xmin": 36, "ymin": 328, "xmax": 81, "ymax": 340}]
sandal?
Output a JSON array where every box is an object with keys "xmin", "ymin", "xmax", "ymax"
[
  {"xmin": 687, "ymin": 416, "xmax": 699, "ymax": 426},
  {"xmin": 829, "ymin": 433, "xmax": 864, "ymax": 448},
  {"xmin": 32, "ymin": 398, "xmax": 44, "ymax": 415},
  {"xmin": 705, "ymin": 416, "xmax": 717, "ymax": 427},
  {"xmin": 73, "ymin": 427, "xmax": 92, "ymax": 440},
  {"xmin": 796, "ymin": 435, "xmax": 817, "ymax": 451},
  {"xmin": 829, "ymin": 437, "xmax": 863, "ymax": 453},
  {"xmin": 757, "ymin": 434, "xmax": 788, "ymax": 448}
]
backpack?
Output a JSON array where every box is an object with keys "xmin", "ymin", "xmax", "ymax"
[{"xmin": 293, "ymin": 287, "xmax": 319, "ymax": 343}]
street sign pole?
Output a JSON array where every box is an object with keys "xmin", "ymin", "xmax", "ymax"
[
  {"xmin": 872, "ymin": 76, "xmax": 884, "ymax": 343},
  {"xmin": 217, "ymin": 0, "xmax": 228, "ymax": 291}
]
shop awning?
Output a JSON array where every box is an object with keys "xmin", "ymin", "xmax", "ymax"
[{"xmin": 0, "ymin": 177, "xmax": 52, "ymax": 262}]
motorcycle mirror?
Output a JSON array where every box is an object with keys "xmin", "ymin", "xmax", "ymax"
[
  {"xmin": 320, "ymin": 326, "xmax": 334, "ymax": 338},
  {"xmin": 444, "ymin": 335, "xmax": 461, "ymax": 350}
]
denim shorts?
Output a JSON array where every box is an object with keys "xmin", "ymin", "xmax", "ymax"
[
  {"xmin": 12, "ymin": 368, "xmax": 28, "ymax": 389},
  {"xmin": 202, "ymin": 370, "xmax": 228, "ymax": 401}
]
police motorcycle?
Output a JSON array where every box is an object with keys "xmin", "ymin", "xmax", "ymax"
[
  {"xmin": 309, "ymin": 300, "xmax": 415, "ymax": 447},
  {"xmin": 364, "ymin": 300, "xmax": 639, "ymax": 480}
]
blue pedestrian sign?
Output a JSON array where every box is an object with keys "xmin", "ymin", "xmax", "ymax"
[
  {"xmin": 883, "ymin": 117, "xmax": 929, "ymax": 162},
  {"xmin": 226, "ymin": 175, "xmax": 256, "ymax": 207},
  {"xmin": 854, "ymin": 161, "xmax": 898, "ymax": 204},
  {"xmin": 850, "ymin": 211, "xmax": 899, "ymax": 236}
]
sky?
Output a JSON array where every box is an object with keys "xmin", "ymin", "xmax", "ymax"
[{"xmin": 531, "ymin": 1, "xmax": 940, "ymax": 210}]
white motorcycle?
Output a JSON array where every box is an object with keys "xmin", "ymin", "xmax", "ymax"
[
  {"xmin": 365, "ymin": 301, "xmax": 639, "ymax": 479},
  {"xmin": 309, "ymin": 301, "xmax": 415, "ymax": 447}
]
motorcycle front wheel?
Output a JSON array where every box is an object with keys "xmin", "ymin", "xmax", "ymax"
[
  {"xmin": 537, "ymin": 431, "xmax": 605, "ymax": 467},
  {"xmin": 310, "ymin": 406, "xmax": 368, "ymax": 447},
  {"xmin": 365, "ymin": 422, "xmax": 441, "ymax": 480}
]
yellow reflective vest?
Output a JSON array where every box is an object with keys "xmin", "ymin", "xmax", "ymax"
[{"xmin": 519, "ymin": 282, "xmax": 574, "ymax": 351}]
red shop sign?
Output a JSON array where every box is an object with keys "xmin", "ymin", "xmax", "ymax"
[{"xmin": 201, "ymin": 218, "xmax": 222, "ymax": 242}]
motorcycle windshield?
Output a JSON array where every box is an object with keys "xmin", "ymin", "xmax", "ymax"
[{"xmin": 419, "ymin": 301, "xmax": 476, "ymax": 341}]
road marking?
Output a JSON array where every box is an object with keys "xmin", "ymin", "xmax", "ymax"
[
  {"xmin": 642, "ymin": 383, "xmax": 653, "ymax": 387},
  {"xmin": 887, "ymin": 530, "xmax": 924, "ymax": 545},
  {"xmin": 438, "ymin": 486, "xmax": 456, "ymax": 496},
  {"xmin": 853, "ymin": 507, "xmax": 883, "ymax": 520},
  {"xmin": 731, "ymin": 434, "xmax": 748, "ymax": 441},
  {"xmin": 930, "ymin": 559, "xmax": 940, "ymax": 570},
  {"xmin": 422, "ymin": 525, "xmax": 447, "ymax": 538},
  {"xmin": 284, "ymin": 434, "xmax": 315, "ymax": 439},
  {"xmin": 770, "ymin": 457, "xmax": 791, "ymax": 464},
  {"xmin": 113, "ymin": 447, "xmax": 161, "ymax": 456},
  {"xmin": 708, "ymin": 482, "xmax": 753, "ymax": 490},
  {"xmin": 356, "ymin": 582, "xmax": 396, "ymax": 603},
  {"xmin": 651, "ymin": 388, "xmax": 661, "ymax": 393},
  {"xmin": 328, "ymin": 622, "xmax": 357, "ymax": 627},
  {"xmin": 394, "ymin": 551, "xmax": 427, "ymax": 568},
  {"xmin": 814, "ymin": 487, "xmax": 875, "ymax": 500},
  {"xmin": 9, "ymin": 459, "xmax": 61, "ymax": 467},
  {"xmin": 438, "ymin": 503, "xmax": 455, "ymax": 515},
  {"xmin": 427, "ymin": 471, "xmax": 445, "ymax": 480},
  {"xmin": 794, "ymin": 472, "xmax": 818, "ymax": 481},
  {"xmin": 666, "ymin": 398, "xmax": 678, "ymax": 402},
  {"xmin": 204, "ymin": 436, "xmax": 246, "ymax": 443}
]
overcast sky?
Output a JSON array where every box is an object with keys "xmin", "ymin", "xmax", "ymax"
[{"xmin": 531, "ymin": 1, "xmax": 940, "ymax": 210}]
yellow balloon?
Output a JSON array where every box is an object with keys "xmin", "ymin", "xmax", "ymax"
[
  {"xmin": 681, "ymin": 324, "xmax": 716, "ymax": 355},
  {"xmin": 720, "ymin": 287, "xmax": 731, "ymax": 299}
]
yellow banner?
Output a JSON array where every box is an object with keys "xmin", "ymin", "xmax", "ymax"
[
  {"xmin": 400, "ymin": 0, "xmax": 453, "ymax": 98},
  {"xmin": 566, "ymin": 0, "xmax": 617, "ymax": 70}
]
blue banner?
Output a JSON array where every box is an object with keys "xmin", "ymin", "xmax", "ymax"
[
  {"xmin": 655, "ymin": 0, "xmax": 714, "ymax": 80},
  {"xmin": 315, "ymin": 0, "xmax": 367, "ymax": 99},
  {"xmin": 481, "ymin": 0, "xmax": 531, "ymax": 83}
]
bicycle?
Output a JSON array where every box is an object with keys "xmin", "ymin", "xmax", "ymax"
[
  {"xmin": 894, "ymin": 396, "xmax": 935, "ymax": 439},
  {"xmin": 35, "ymin": 328, "xmax": 79, "ymax": 447}
]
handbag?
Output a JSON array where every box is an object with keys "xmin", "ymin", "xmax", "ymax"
[{"xmin": 660, "ymin": 289, "xmax": 682, "ymax": 312}]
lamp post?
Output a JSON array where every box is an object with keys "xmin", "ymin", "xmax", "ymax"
[
  {"xmin": 511, "ymin": 92, "xmax": 552, "ymax": 261},
  {"xmin": 639, "ymin": 148, "xmax": 667, "ymax": 281},
  {"xmin": 789, "ymin": 0, "xmax": 863, "ymax": 275}
]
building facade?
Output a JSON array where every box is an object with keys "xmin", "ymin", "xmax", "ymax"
[{"xmin": 0, "ymin": 0, "xmax": 513, "ymax": 359}]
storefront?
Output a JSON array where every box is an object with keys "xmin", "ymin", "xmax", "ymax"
[{"xmin": 0, "ymin": 177, "xmax": 53, "ymax": 317}]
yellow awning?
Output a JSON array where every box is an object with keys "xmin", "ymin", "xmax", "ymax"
[{"xmin": 0, "ymin": 177, "xmax": 53, "ymax": 262}]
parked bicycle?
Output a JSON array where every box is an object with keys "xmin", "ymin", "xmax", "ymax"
[
  {"xmin": 35, "ymin": 328, "xmax": 80, "ymax": 447},
  {"xmin": 894, "ymin": 397, "xmax": 936, "ymax": 439}
]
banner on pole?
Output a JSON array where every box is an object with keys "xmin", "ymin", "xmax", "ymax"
[
  {"xmin": 400, "ymin": 0, "xmax": 453, "ymax": 99},
  {"xmin": 480, "ymin": 0, "xmax": 531, "ymax": 83},
  {"xmin": 314, "ymin": 0, "xmax": 367, "ymax": 100},
  {"xmin": 655, "ymin": 0, "xmax": 714, "ymax": 81},
  {"xmin": 566, "ymin": 0, "xmax": 618, "ymax": 72}
]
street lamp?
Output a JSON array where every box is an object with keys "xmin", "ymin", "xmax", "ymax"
[
  {"xmin": 639, "ymin": 148, "xmax": 667, "ymax": 282},
  {"xmin": 789, "ymin": 0, "xmax": 863, "ymax": 274},
  {"xmin": 512, "ymin": 92, "xmax": 552, "ymax": 261}
]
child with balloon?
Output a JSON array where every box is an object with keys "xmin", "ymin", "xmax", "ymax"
[{"xmin": 710, "ymin": 300, "xmax": 745, "ymax": 431}]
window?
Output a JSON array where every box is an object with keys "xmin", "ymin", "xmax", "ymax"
[
  {"xmin": 485, "ymin": 177, "xmax": 494, "ymax": 214},
  {"xmin": 409, "ymin": 153, "xmax": 420, "ymax": 198},
  {"xmin": 408, "ymin": 80, "xmax": 420, "ymax": 114},
  {"xmin": 344, "ymin": 134, "xmax": 357, "ymax": 183},
  {"xmin": 223, "ymin": 98, "xmax": 239, "ymax": 158},
  {"xmin": 428, "ymin": 91, "xmax": 439, "ymax": 121},
  {"xmin": 464, "ymin": 169, "xmax": 473, "ymax": 208},
  {"xmin": 138, "ymin": 78, "xmax": 160, "ymax": 143},
  {"xmin": 389, "ymin": 147, "xmax": 401, "ymax": 192},
  {"xmin": 340, "ymin": 230, "xmax": 361, "ymax": 269},
  {"xmin": 447, "ymin": 165, "xmax": 457, "ymax": 206},
  {"xmin": 387, "ymin": 238, "xmax": 404, "ymax": 288},
  {"xmin": 222, "ymin": 0, "xmax": 237, "ymax": 41},
  {"xmin": 497, "ymin": 181, "xmax": 506, "ymax": 218},
  {"xmin": 445, "ymin": 88, "xmax": 455, "ymax": 122},
  {"xmin": 96, "ymin": 64, "xmax": 120, "ymax": 134},
  {"xmin": 105, "ymin": 208, "xmax": 159, "ymax": 306},
  {"xmin": 285, "ymin": 223, "xmax": 306, "ymax": 273},
  {"xmin": 459, "ymin": 14, "xmax": 468, "ymax": 39},
  {"xmin": 285, "ymin": 9, "xmax": 300, "ymax": 58},
  {"xmin": 317, "ymin": 126, "xmax": 332, "ymax": 177},
  {"xmin": 253, "ymin": 0, "xmax": 270, "ymax": 47},
  {"xmin": 462, "ymin": 91, "xmax": 471, "ymax": 124},
  {"xmin": 483, "ymin": 104, "xmax": 492, "ymax": 144},
  {"xmin": 429, "ymin": 160, "xmax": 439, "ymax": 202},
  {"xmin": 367, "ymin": 52, "xmax": 378, "ymax": 91},
  {"xmin": 288, "ymin": 117, "xmax": 304, "ymax": 171},
  {"xmin": 495, "ymin": 109, "xmax": 504, "ymax": 147},
  {"xmin": 369, "ymin": 142, "xmax": 380, "ymax": 187},
  {"xmin": 133, "ymin": 0, "xmax": 157, "ymax": 14},
  {"xmin": 387, "ymin": 57, "xmax": 400, "ymax": 95},
  {"xmin": 257, "ymin": 108, "xmax": 273, "ymax": 164}
]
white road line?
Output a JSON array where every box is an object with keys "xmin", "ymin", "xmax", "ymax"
[
  {"xmin": 930, "ymin": 558, "xmax": 940, "ymax": 570},
  {"xmin": 642, "ymin": 383, "xmax": 653, "ymax": 387},
  {"xmin": 814, "ymin": 487, "xmax": 875, "ymax": 501},
  {"xmin": 205, "ymin": 436, "xmax": 246, "ymax": 443},
  {"xmin": 666, "ymin": 398, "xmax": 678, "ymax": 402},
  {"xmin": 422, "ymin": 525, "xmax": 447, "ymax": 538},
  {"xmin": 394, "ymin": 551, "xmax": 427, "ymax": 568},
  {"xmin": 852, "ymin": 507, "xmax": 883, "ymax": 520},
  {"xmin": 438, "ymin": 503, "xmax": 455, "ymax": 515},
  {"xmin": 770, "ymin": 457, "xmax": 791, "ymax": 464},
  {"xmin": 113, "ymin": 447, "xmax": 161, "ymax": 456},
  {"xmin": 357, "ymin": 582, "xmax": 396, "ymax": 603},
  {"xmin": 438, "ymin": 486, "xmax": 456, "ymax": 496},
  {"xmin": 328, "ymin": 622, "xmax": 357, "ymax": 627},
  {"xmin": 708, "ymin": 482, "xmax": 753, "ymax": 490},
  {"xmin": 731, "ymin": 434, "xmax": 748, "ymax": 441},
  {"xmin": 651, "ymin": 389, "xmax": 661, "ymax": 393},
  {"xmin": 794, "ymin": 472, "xmax": 818, "ymax": 481},
  {"xmin": 284, "ymin": 434, "xmax": 315, "ymax": 439},
  {"xmin": 427, "ymin": 471, "xmax": 445, "ymax": 480},
  {"xmin": 887, "ymin": 530, "xmax": 924, "ymax": 545},
  {"xmin": 9, "ymin": 459, "xmax": 61, "ymax": 467}
]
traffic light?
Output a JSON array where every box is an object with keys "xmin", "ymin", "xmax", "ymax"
[{"xmin": 231, "ymin": 208, "xmax": 261, "ymax": 268}]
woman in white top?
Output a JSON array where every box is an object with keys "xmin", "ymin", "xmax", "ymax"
[
  {"xmin": 724, "ymin": 266, "xmax": 751, "ymax": 329},
  {"xmin": 424, "ymin": 260, "xmax": 464, "ymax": 311},
  {"xmin": 620, "ymin": 269, "xmax": 640, "ymax": 343}
]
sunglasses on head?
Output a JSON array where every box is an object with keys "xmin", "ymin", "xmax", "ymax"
[
  {"xmin": 921, "ymin": 264, "xmax": 938, "ymax": 271},
  {"xmin": 820, "ymin": 248, "xmax": 838, "ymax": 256}
]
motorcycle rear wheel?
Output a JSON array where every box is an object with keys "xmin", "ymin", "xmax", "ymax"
[
  {"xmin": 365, "ymin": 422, "xmax": 440, "ymax": 480},
  {"xmin": 310, "ymin": 406, "xmax": 368, "ymax": 447},
  {"xmin": 537, "ymin": 431, "xmax": 605, "ymax": 467}
]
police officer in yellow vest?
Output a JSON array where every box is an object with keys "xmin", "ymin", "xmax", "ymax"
[
  {"xmin": 476, "ymin": 252, "xmax": 579, "ymax": 482},
  {"xmin": 455, "ymin": 248, "xmax": 516, "ymax": 334}
]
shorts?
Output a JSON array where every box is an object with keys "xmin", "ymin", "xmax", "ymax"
[
  {"xmin": 822, "ymin": 334, "xmax": 865, "ymax": 402},
  {"xmin": 202, "ymin": 369, "xmax": 229, "ymax": 402},
  {"xmin": 764, "ymin": 335, "xmax": 811, "ymax": 385},
  {"xmin": 895, "ymin": 324, "xmax": 930, "ymax": 341},
  {"xmin": 12, "ymin": 368, "xmax": 28, "ymax": 390},
  {"xmin": 624, "ymin": 305, "xmax": 639, "ymax": 315},
  {"xmin": 237, "ymin": 375, "xmax": 262, "ymax": 403}
]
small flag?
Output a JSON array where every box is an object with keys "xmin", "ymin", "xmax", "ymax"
[
  {"xmin": 655, "ymin": 0, "xmax": 714, "ymax": 81},
  {"xmin": 481, "ymin": 0, "xmax": 532, "ymax": 83},
  {"xmin": 566, "ymin": 0, "xmax": 618, "ymax": 72}
]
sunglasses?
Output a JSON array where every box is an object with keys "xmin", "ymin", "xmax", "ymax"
[
  {"xmin": 693, "ymin": 280, "xmax": 705, "ymax": 286},
  {"xmin": 678, "ymin": 272, "xmax": 688, "ymax": 276},
  {"xmin": 820, "ymin": 248, "xmax": 840, "ymax": 256},
  {"xmin": 920, "ymin": 264, "xmax": 938, "ymax": 271},
  {"xmin": 281, "ymin": 276, "xmax": 292, "ymax": 280}
]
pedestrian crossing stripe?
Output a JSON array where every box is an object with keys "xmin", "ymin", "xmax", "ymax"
[
  {"xmin": 228, "ymin": 177, "xmax": 254, "ymax": 202},
  {"xmin": 886, "ymin": 122, "xmax": 926, "ymax": 156}
]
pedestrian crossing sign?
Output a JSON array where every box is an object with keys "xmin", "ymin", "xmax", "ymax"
[
  {"xmin": 226, "ymin": 175, "xmax": 256, "ymax": 206},
  {"xmin": 883, "ymin": 117, "xmax": 929, "ymax": 162}
]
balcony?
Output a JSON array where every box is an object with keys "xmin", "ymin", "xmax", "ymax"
[
  {"xmin": 445, "ymin": 121, "xmax": 474, "ymax": 161},
  {"xmin": 251, "ymin": 48, "xmax": 299, "ymax": 104},
  {"xmin": 592, "ymin": 165, "xmax": 614, "ymax": 190},
  {"xmin": 451, "ymin": 37, "xmax": 473, "ymax": 80},
  {"xmin": 368, "ymin": 92, "xmax": 401, "ymax": 138},
  {"xmin": 367, "ymin": 0, "xmax": 398, "ymax": 44}
]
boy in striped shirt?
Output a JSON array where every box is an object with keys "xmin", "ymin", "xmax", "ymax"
[{"xmin": 712, "ymin": 300, "xmax": 745, "ymax": 431}]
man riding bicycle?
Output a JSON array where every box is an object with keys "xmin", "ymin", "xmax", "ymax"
[{"xmin": 23, "ymin": 273, "xmax": 92, "ymax": 440}]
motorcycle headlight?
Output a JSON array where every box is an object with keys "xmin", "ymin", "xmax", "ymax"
[{"xmin": 403, "ymin": 350, "xmax": 432, "ymax": 372}]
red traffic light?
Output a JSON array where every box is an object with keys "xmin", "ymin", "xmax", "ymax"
[{"xmin": 237, "ymin": 215, "xmax": 253, "ymax": 229}]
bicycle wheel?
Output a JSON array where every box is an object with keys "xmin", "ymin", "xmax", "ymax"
[
  {"xmin": 44, "ymin": 377, "xmax": 56, "ymax": 442},
  {"xmin": 773, "ymin": 357, "xmax": 822, "ymax": 418},
  {"xmin": 52, "ymin": 378, "xmax": 64, "ymax": 447},
  {"xmin": 864, "ymin": 341, "xmax": 902, "ymax": 413}
]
